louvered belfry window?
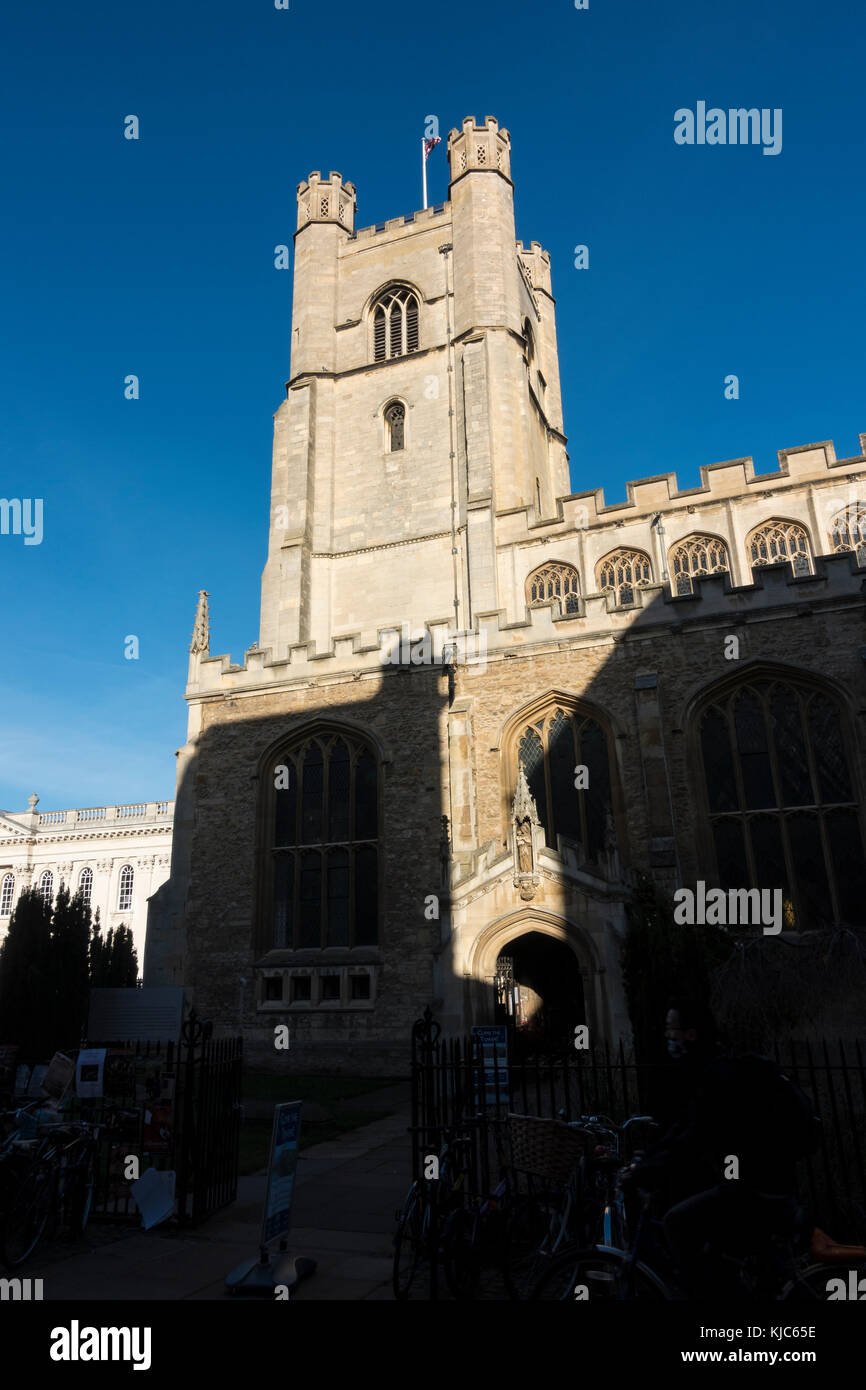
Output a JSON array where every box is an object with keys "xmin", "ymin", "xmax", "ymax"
[{"xmin": 372, "ymin": 287, "xmax": 420, "ymax": 362}]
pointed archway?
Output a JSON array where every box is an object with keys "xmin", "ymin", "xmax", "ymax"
[{"xmin": 494, "ymin": 932, "xmax": 585, "ymax": 1052}]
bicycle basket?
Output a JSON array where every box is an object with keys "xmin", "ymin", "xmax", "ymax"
[{"xmin": 506, "ymin": 1114, "xmax": 590, "ymax": 1184}]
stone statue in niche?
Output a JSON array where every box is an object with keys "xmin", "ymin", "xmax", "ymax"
[
  {"xmin": 512, "ymin": 764, "xmax": 541, "ymax": 900},
  {"xmin": 516, "ymin": 819, "xmax": 533, "ymax": 875}
]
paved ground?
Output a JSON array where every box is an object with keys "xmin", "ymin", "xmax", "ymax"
[{"xmin": 24, "ymin": 1085, "xmax": 411, "ymax": 1301}]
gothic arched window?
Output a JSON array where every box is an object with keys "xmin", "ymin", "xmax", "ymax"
[
  {"xmin": 523, "ymin": 318, "xmax": 535, "ymax": 367},
  {"xmin": 696, "ymin": 675, "xmax": 866, "ymax": 928},
  {"xmin": 516, "ymin": 705, "xmax": 614, "ymax": 860},
  {"xmin": 0, "ymin": 874, "xmax": 13, "ymax": 916},
  {"xmin": 267, "ymin": 729, "xmax": 379, "ymax": 950},
  {"xmin": 670, "ymin": 534, "xmax": 730, "ymax": 595},
  {"xmin": 372, "ymin": 286, "xmax": 420, "ymax": 362},
  {"xmin": 384, "ymin": 401, "xmax": 405, "ymax": 452},
  {"xmin": 747, "ymin": 519, "xmax": 812, "ymax": 577},
  {"xmin": 597, "ymin": 548, "xmax": 653, "ymax": 607},
  {"xmin": 78, "ymin": 867, "xmax": 93, "ymax": 906},
  {"xmin": 117, "ymin": 865, "xmax": 134, "ymax": 911},
  {"xmin": 829, "ymin": 502, "xmax": 866, "ymax": 566},
  {"xmin": 526, "ymin": 562, "xmax": 581, "ymax": 615},
  {"xmin": 39, "ymin": 870, "xmax": 53, "ymax": 905}
]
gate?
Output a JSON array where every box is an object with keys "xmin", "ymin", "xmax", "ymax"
[{"xmin": 6, "ymin": 1010, "xmax": 243, "ymax": 1228}]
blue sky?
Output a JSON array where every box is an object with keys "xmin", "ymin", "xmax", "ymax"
[{"xmin": 1, "ymin": 0, "xmax": 863, "ymax": 811}]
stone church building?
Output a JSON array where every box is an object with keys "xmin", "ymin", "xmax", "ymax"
[{"xmin": 145, "ymin": 115, "xmax": 866, "ymax": 1073}]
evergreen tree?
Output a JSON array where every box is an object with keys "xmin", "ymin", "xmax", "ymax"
[
  {"xmin": 49, "ymin": 883, "xmax": 92, "ymax": 1052},
  {"xmin": 0, "ymin": 886, "xmax": 53, "ymax": 1053}
]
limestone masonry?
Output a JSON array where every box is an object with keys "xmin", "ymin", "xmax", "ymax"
[{"xmin": 145, "ymin": 115, "xmax": 866, "ymax": 1073}]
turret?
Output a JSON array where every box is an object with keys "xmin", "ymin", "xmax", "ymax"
[
  {"xmin": 290, "ymin": 171, "xmax": 356, "ymax": 379},
  {"xmin": 447, "ymin": 117, "xmax": 520, "ymax": 337}
]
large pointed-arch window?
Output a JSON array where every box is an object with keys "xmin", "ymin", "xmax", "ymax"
[
  {"xmin": 526, "ymin": 562, "xmax": 581, "ymax": 615},
  {"xmin": 269, "ymin": 730, "xmax": 379, "ymax": 949},
  {"xmin": 515, "ymin": 706, "xmax": 615, "ymax": 861},
  {"xmin": 372, "ymin": 286, "xmax": 420, "ymax": 362},
  {"xmin": 747, "ymin": 519, "xmax": 812, "ymax": 577},
  {"xmin": 697, "ymin": 676, "xmax": 866, "ymax": 928},
  {"xmin": 670, "ymin": 534, "xmax": 730, "ymax": 595},
  {"xmin": 597, "ymin": 548, "xmax": 653, "ymax": 607},
  {"xmin": 829, "ymin": 502, "xmax": 866, "ymax": 566}
]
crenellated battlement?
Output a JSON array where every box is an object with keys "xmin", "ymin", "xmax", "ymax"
[
  {"xmin": 447, "ymin": 114, "xmax": 512, "ymax": 184},
  {"xmin": 502, "ymin": 434, "xmax": 866, "ymax": 540},
  {"xmin": 187, "ymin": 547, "xmax": 865, "ymax": 701},
  {"xmin": 517, "ymin": 240, "xmax": 553, "ymax": 296},
  {"xmin": 296, "ymin": 170, "xmax": 356, "ymax": 233},
  {"xmin": 349, "ymin": 201, "xmax": 451, "ymax": 243}
]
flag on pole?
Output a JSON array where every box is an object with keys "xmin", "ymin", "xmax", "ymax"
[{"xmin": 421, "ymin": 135, "xmax": 441, "ymax": 210}]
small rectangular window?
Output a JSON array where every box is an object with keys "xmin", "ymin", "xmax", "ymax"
[
  {"xmin": 350, "ymin": 974, "xmax": 371, "ymax": 1001},
  {"xmin": 291, "ymin": 975, "xmax": 311, "ymax": 1002},
  {"xmin": 264, "ymin": 976, "xmax": 283, "ymax": 1002},
  {"xmin": 320, "ymin": 975, "xmax": 341, "ymax": 1002}
]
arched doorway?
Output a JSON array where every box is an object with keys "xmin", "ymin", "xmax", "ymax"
[{"xmin": 494, "ymin": 931, "xmax": 585, "ymax": 1053}]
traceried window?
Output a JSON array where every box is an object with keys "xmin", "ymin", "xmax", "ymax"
[
  {"xmin": 0, "ymin": 875, "xmax": 13, "ymax": 916},
  {"xmin": 829, "ymin": 502, "xmax": 866, "ymax": 567},
  {"xmin": 78, "ymin": 867, "xmax": 93, "ymax": 906},
  {"xmin": 117, "ymin": 865, "xmax": 134, "ymax": 911},
  {"xmin": 523, "ymin": 319, "xmax": 535, "ymax": 367},
  {"xmin": 526, "ymin": 562, "xmax": 581, "ymax": 615},
  {"xmin": 670, "ymin": 534, "xmax": 730, "ymax": 595},
  {"xmin": 372, "ymin": 286, "xmax": 420, "ymax": 362},
  {"xmin": 384, "ymin": 401, "xmax": 405, "ymax": 452},
  {"xmin": 269, "ymin": 730, "xmax": 378, "ymax": 950},
  {"xmin": 39, "ymin": 870, "xmax": 53, "ymax": 905},
  {"xmin": 697, "ymin": 677, "xmax": 866, "ymax": 929},
  {"xmin": 516, "ymin": 706, "xmax": 615, "ymax": 861},
  {"xmin": 747, "ymin": 519, "xmax": 812, "ymax": 577},
  {"xmin": 597, "ymin": 548, "xmax": 653, "ymax": 607}
]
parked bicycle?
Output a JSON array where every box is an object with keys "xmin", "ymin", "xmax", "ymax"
[
  {"xmin": 530, "ymin": 1169, "xmax": 866, "ymax": 1302},
  {"xmin": 0, "ymin": 1113, "xmax": 100, "ymax": 1269}
]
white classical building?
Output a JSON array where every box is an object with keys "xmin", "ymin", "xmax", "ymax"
[{"xmin": 0, "ymin": 795, "xmax": 173, "ymax": 970}]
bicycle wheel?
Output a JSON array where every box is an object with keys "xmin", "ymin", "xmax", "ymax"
[
  {"xmin": 782, "ymin": 1262, "xmax": 861, "ymax": 1302},
  {"xmin": 501, "ymin": 1192, "xmax": 563, "ymax": 1300},
  {"xmin": 531, "ymin": 1245, "xmax": 668, "ymax": 1302},
  {"xmin": 1, "ymin": 1154, "xmax": 55, "ymax": 1269},
  {"xmin": 392, "ymin": 1186, "xmax": 431, "ymax": 1300}
]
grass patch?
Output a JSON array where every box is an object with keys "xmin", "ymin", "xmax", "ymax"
[
  {"xmin": 242, "ymin": 1074, "xmax": 398, "ymax": 1106},
  {"xmin": 238, "ymin": 1108, "xmax": 394, "ymax": 1175},
  {"xmin": 237, "ymin": 1073, "xmax": 404, "ymax": 1176}
]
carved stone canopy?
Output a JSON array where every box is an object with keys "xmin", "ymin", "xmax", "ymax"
[{"xmin": 511, "ymin": 765, "xmax": 541, "ymax": 900}]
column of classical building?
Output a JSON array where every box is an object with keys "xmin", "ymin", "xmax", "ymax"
[
  {"xmin": 144, "ymin": 114, "xmax": 866, "ymax": 1074},
  {"xmin": 0, "ymin": 796, "xmax": 174, "ymax": 970}
]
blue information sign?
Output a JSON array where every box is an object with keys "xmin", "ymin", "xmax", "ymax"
[
  {"xmin": 261, "ymin": 1101, "xmax": 302, "ymax": 1245},
  {"xmin": 471, "ymin": 1025, "xmax": 509, "ymax": 1106}
]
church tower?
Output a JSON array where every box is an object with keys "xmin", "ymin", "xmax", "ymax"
[{"xmin": 258, "ymin": 115, "xmax": 569, "ymax": 660}]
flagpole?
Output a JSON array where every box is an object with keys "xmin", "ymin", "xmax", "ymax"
[{"xmin": 421, "ymin": 137, "xmax": 428, "ymax": 210}]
